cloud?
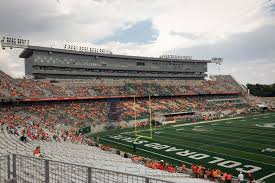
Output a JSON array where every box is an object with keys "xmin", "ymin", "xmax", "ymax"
[
  {"xmin": 225, "ymin": 60, "xmax": 275, "ymax": 85},
  {"xmin": 169, "ymin": 31, "xmax": 200, "ymax": 40},
  {"xmin": 0, "ymin": 49, "xmax": 24, "ymax": 78},
  {"xmin": 172, "ymin": 23, "xmax": 275, "ymax": 84},
  {"xmin": 0, "ymin": 0, "xmax": 275, "ymax": 84},
  {"xmin": 173, "ymin": 23, "xmax": 275, "ymax": 61}
]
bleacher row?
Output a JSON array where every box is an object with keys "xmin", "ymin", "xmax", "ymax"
[
  {"xmin": 0, "ymin": 127, "xmax": 211, "ymax": 183},
  {"xmin": 0, "ymin": 94, "xmax": 248, "ymax": 129},
  {"xmin": 0, "ymin": 70, "xmax": 245, "ymax": 98}
]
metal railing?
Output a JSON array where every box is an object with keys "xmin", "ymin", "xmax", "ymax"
[
  {"xmin": 4, "ymin": 154, "xmax": 175, "ymax": 183},
  {"xmin": 0, "ymin": 155, "xmax": 10, "ymax": 182}
]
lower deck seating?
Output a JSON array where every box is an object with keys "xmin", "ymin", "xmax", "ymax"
[{"xmin": 0, "ymin": 127, "xmax": 212, "ymax": 183}]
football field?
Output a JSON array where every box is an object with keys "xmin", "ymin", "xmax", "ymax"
[{"xmin": 97, "ymin": 112, "xmax": 275, "ymax": 182}]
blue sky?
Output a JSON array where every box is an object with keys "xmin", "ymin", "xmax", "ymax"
[
  {"xmin": 0, "ymin": 0, "xmax": 275, "ymax": 84},
  {"xmin": 97, "ymin": 19, "xmax": 159, "ymax": 44}
]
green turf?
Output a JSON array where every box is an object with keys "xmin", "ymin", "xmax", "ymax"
[{"xmin": 96, "ymin": 112, "xmax": 275, "ymax": 182}]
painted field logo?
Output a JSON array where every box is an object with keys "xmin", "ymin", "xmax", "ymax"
[
  {"xmin": 109, "ymin": 135, "xmax": 262, "ymax": 173},
  {"xmin": 256, "ymin": 123, "xmax": 275, "ymax": 128}
]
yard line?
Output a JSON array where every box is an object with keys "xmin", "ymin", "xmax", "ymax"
[
  {"xmin": 121, "ymin": 129, "xmax": 154, "ymax": 135},
  {"xmin": 100, "ymin": 137, "xmax": 254, "ymax": 182},
  {"xmin": 173, "ymin": 113, "xmax": 274, "ymax": 128},
  {"xmin": 166, "ymin": 126, "xmax": 275, "ymax": 146},
  {"xmin": 101, "ymin": 137, "xmax": 243, "ymax": 178},
  {"xmin": 152, "ymin": 132, "xmax": 275, "ymax": 160},
  {"xmin": 123, "ymin": 133, "xmax": 275, "ymax": 167},
  {"xmin": 158, "ymin": 129, "xmax": 275, "ymax": 154},
  {"xmin": 100, "ymin": 137, "xmax": 191, "ymax": 165},
  {"xmin": 256, "ymin": 172, "xmax": 275, "ymax": 182},
  {"xmin": 211, "ymin": 124, "xmax": 275, "ymax": 132},
  {"xmin": 173, "ymin": 117, "xmax": 244, "ymax": 127},
  {"xmin": 188, "ymin": 126, "xmax": 275, "ymax": 139},
  {"xmin": 123, "ymin": 123, "xmax": 275, "ymax": 149},
  {"xmin": 171, "ymin": 122, "xmax": 275, "ymax": 139}
]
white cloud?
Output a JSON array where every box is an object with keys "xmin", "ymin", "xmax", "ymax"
[
  {"xmin": 0, "ymin": 49, "xmax": 24, "ymax": 78},
  {"xmin": 224, "ymin": 59, "xmax": 275, "ymax": 84}
]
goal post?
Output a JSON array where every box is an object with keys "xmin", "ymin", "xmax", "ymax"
[{"xmin": 133, "ymin": 95, "xmax": 153, "ymax": 139}]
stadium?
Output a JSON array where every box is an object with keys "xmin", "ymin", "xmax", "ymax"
[{"xmin": 0, "ymin": 35, "xmax": 275, "ymax": 183}]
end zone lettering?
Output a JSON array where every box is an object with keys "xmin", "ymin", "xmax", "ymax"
[{"xmin": 109, "ymin": 135, "xmax": 262, "ymax": 173}]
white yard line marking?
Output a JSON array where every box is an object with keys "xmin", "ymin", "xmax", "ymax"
[
  {"xmin": 101, "ymin": 138, "xmax": 251, "ymax": 181},
  {"xmin": 109, "ymin": 133, "xmax": 275, "ymax": 167},
  {"xmin": 101, "ymin": 137, "xmax": 191, "ymax": 164},
  {"xmin": 173, "ymin": 117, "xmax": 244, "ymax": 127},
  {"xmin": 163, "ymin": 128, "xmax": 275, "ymax": 151},
  {"xmin": 256, "ymin": 172, "xmax": 275, "ymax": 181},
  {"xmin": 120, "ymin": 129, "xmax": 153, "ymax": 135},
  {"xmin": 173, "ymin": 113, "xmax": 274, "ymax": 128},
  {"xmin": 155, "ymin": 132, "xmax": 275, "ymax": 160}
]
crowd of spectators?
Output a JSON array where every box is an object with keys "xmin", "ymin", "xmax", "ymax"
[
  {"xmin": 99, "ymin": 148, "xmax": 256, "ymax": 183},
  {"xmin": 111, "ymin": 95, "xmax": 248, "ymax": 122},
  {"xmin": 0, "ymin": 94, "xmax": 248, "ymax": 132},
  {"xmin": 0, "ymin": 107, "xmax": 94, "ymax": 146},
  {"xmin": 0, "ymin": 70, "xmax": 67, "ymax": 98},
  {"xmin": 0, "ymin": 69, "xmax": 245, "ymax": 98},
  {"xmin": 55, "ymin": 75, "xmax": 245, "ymax": 97}
]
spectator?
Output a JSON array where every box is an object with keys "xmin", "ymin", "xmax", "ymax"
[
  {"xmin": 181, "ymin": 163, "xmax": 186, "ymax": 173},
  {"xmin": 20, "ymin": 134, "xmax": 27, "ymax": 143},
  {"xmin": 222, "ymin": 172, "xmax": 228, "ymax": 182},
  {"xmin": 33, "ymin": 146, "xmax": 42, "ymax": 157},
  {"xmin": 248, "ymin": 171, "xmax": 254, "ymax": 183},
  {"xmin": 123, "ymin": 152, "xmax": 128, "ymax": 158},
  {"xmin": 238, "ymin": 172, "xmax": 244, "ymax": 183},
  {"xmin": 226, "ymin": 173, "xmax": 232, "ymax": 183}
]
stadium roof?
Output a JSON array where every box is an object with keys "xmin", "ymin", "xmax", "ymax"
[{"xmin": 19, "ymin": 45, "xmax": 211, "ymax": 63}]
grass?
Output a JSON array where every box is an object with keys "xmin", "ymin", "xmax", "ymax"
[{"xmin": 92, "ymin": 112, "xmax": 275, "ymax": 182}]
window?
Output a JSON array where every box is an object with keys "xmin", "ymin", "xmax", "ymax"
[{"xmin": 137, "ymin": 62, "xmax": 145, "ymax": 66}]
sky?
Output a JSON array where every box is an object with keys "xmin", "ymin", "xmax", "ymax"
[{"xmin": 0, "ymin": 0, "xmax": 275, "ymax": 85}]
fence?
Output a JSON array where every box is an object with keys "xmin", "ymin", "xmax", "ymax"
[
  {"xmin": 0, "ymin": 155, "xmax": 10, "ymax": 182},
  {"xmin": 2, "ymin": 154, "xmax": 175, "ymax": 183}
]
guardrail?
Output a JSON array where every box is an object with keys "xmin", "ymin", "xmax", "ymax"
[
  {"xmin": 2, "ymin": 154, "xmax": 175, "ymax": 183},
  {"xmin": 0, "ymin": 155, "xmax": 10, "ymax": 182}
]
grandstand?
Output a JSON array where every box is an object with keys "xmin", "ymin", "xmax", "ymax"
[
  {"xmin": 19, "ymin": 46, "xmax": 209, "ymax": 80},
  {"xmin": 1, "ymin": 38, "xmax": 274, "ymax": 183}
]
